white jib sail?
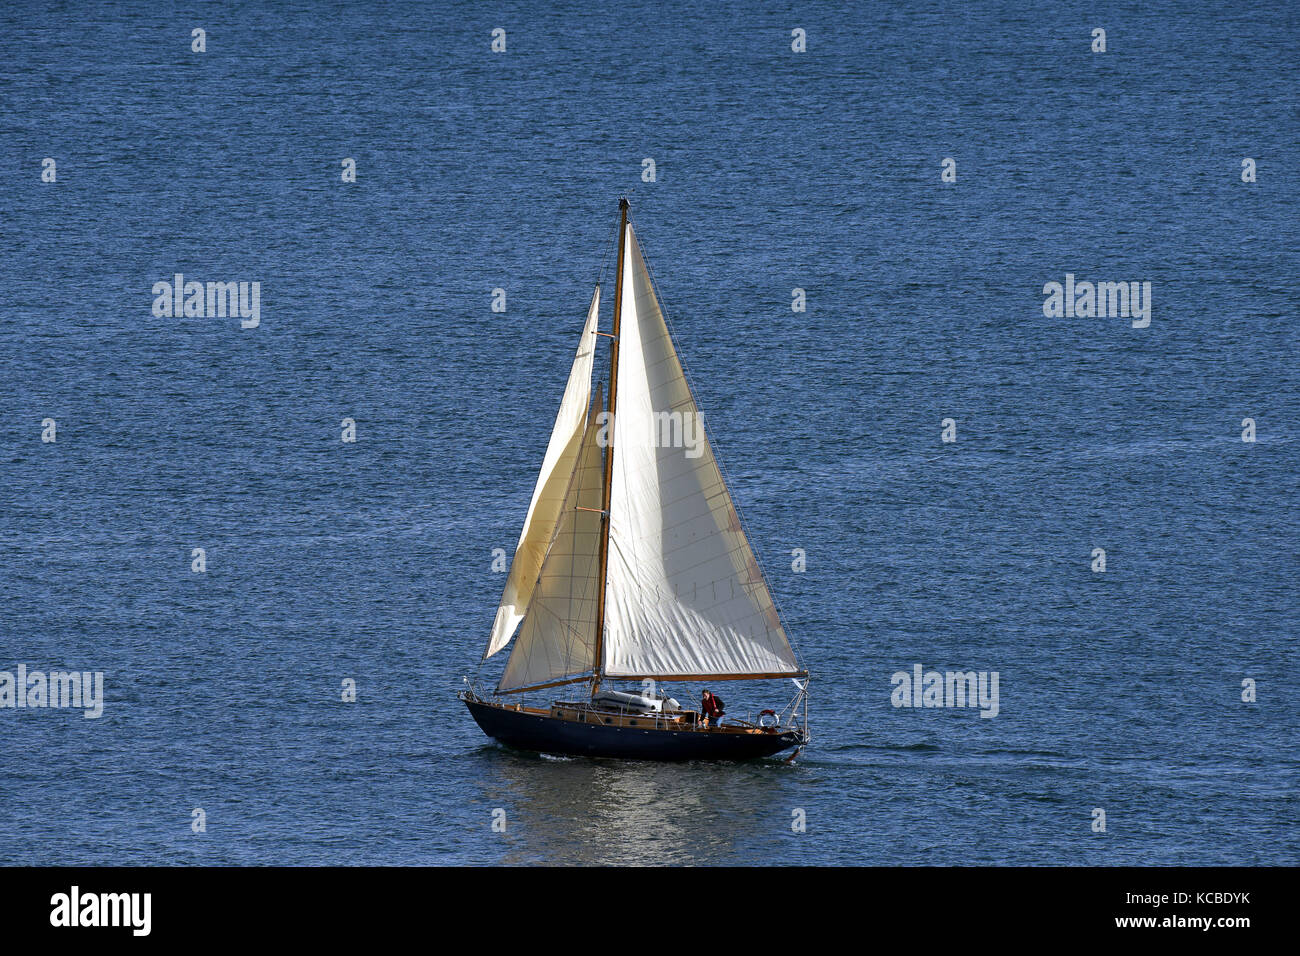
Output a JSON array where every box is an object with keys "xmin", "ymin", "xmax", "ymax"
[
  {"xmin": 485, "ymin": 286, "xmax": 600, "ymax": 659},
  {"xmin": 498, "ymin": 393, "xmax": 606, "ymax": 691},
  {"xmin": 602, "ymin": 227, "xmax": 800, "ymax": 679}
]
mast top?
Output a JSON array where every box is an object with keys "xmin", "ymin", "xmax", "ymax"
[{"xmin": 619, "ymin": 197, "xmax": 629, "ymax": 212}]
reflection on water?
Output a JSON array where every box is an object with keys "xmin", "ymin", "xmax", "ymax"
[{"xmin": 469, "ymin": 745, "xmax": 808, "ymax": 865}]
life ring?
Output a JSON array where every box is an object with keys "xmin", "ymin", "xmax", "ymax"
[{"xmin": 758, "ymin": 709, "xmax": 778, "ymax": 728}]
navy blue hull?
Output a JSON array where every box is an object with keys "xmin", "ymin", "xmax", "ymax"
[{"xmin": 464, "ymin": 699, "xmax": 804, "ymax": 761}]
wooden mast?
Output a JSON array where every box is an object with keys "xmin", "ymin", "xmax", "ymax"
[{"xmin": 592, "ymin": 198, "xmax": 629, "ymax": 694}]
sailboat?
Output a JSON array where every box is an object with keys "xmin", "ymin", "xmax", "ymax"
[{"xmin": 460, "ymin": 199, "xmax": 809, "ymax": 761}]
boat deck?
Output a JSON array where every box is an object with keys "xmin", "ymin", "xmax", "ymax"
[{"xmin": 486, "ymin": 699, "xmax": 778, "ymax": 736}]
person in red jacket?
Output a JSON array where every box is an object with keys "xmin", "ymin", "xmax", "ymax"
[{"xmin": 701, "ymin": 690, "xmax": 724, "ymax": 728}]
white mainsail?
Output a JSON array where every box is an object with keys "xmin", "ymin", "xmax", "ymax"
[
  {"xmin": 601, "ymin": 227, "xmax": 801, "ymax": 679},
  {"xmin": 485, "ymin": 286, "xmax": 600, "ymax": 659},
  {"xmin": 498, "ymin": 392, "xmax": 605, "ymax": 691}
]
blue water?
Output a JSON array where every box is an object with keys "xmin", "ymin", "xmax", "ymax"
[{"xmin": 1, "ymin": 0, "xmax": 1297, "ymax": 865}]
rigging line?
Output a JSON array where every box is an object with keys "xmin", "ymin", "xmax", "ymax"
[
  {"xmin": 635, "ymin": 229, "xmax": 808, "ymax": 675},
  {"xmin": 596, "ymin": 205, "xmax": 620, "ymax": 289}
]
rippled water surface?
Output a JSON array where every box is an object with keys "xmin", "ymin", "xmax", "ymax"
[{"xmin": 1, "ymin": 0, "xmax": 1297, "ymax": 864}]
